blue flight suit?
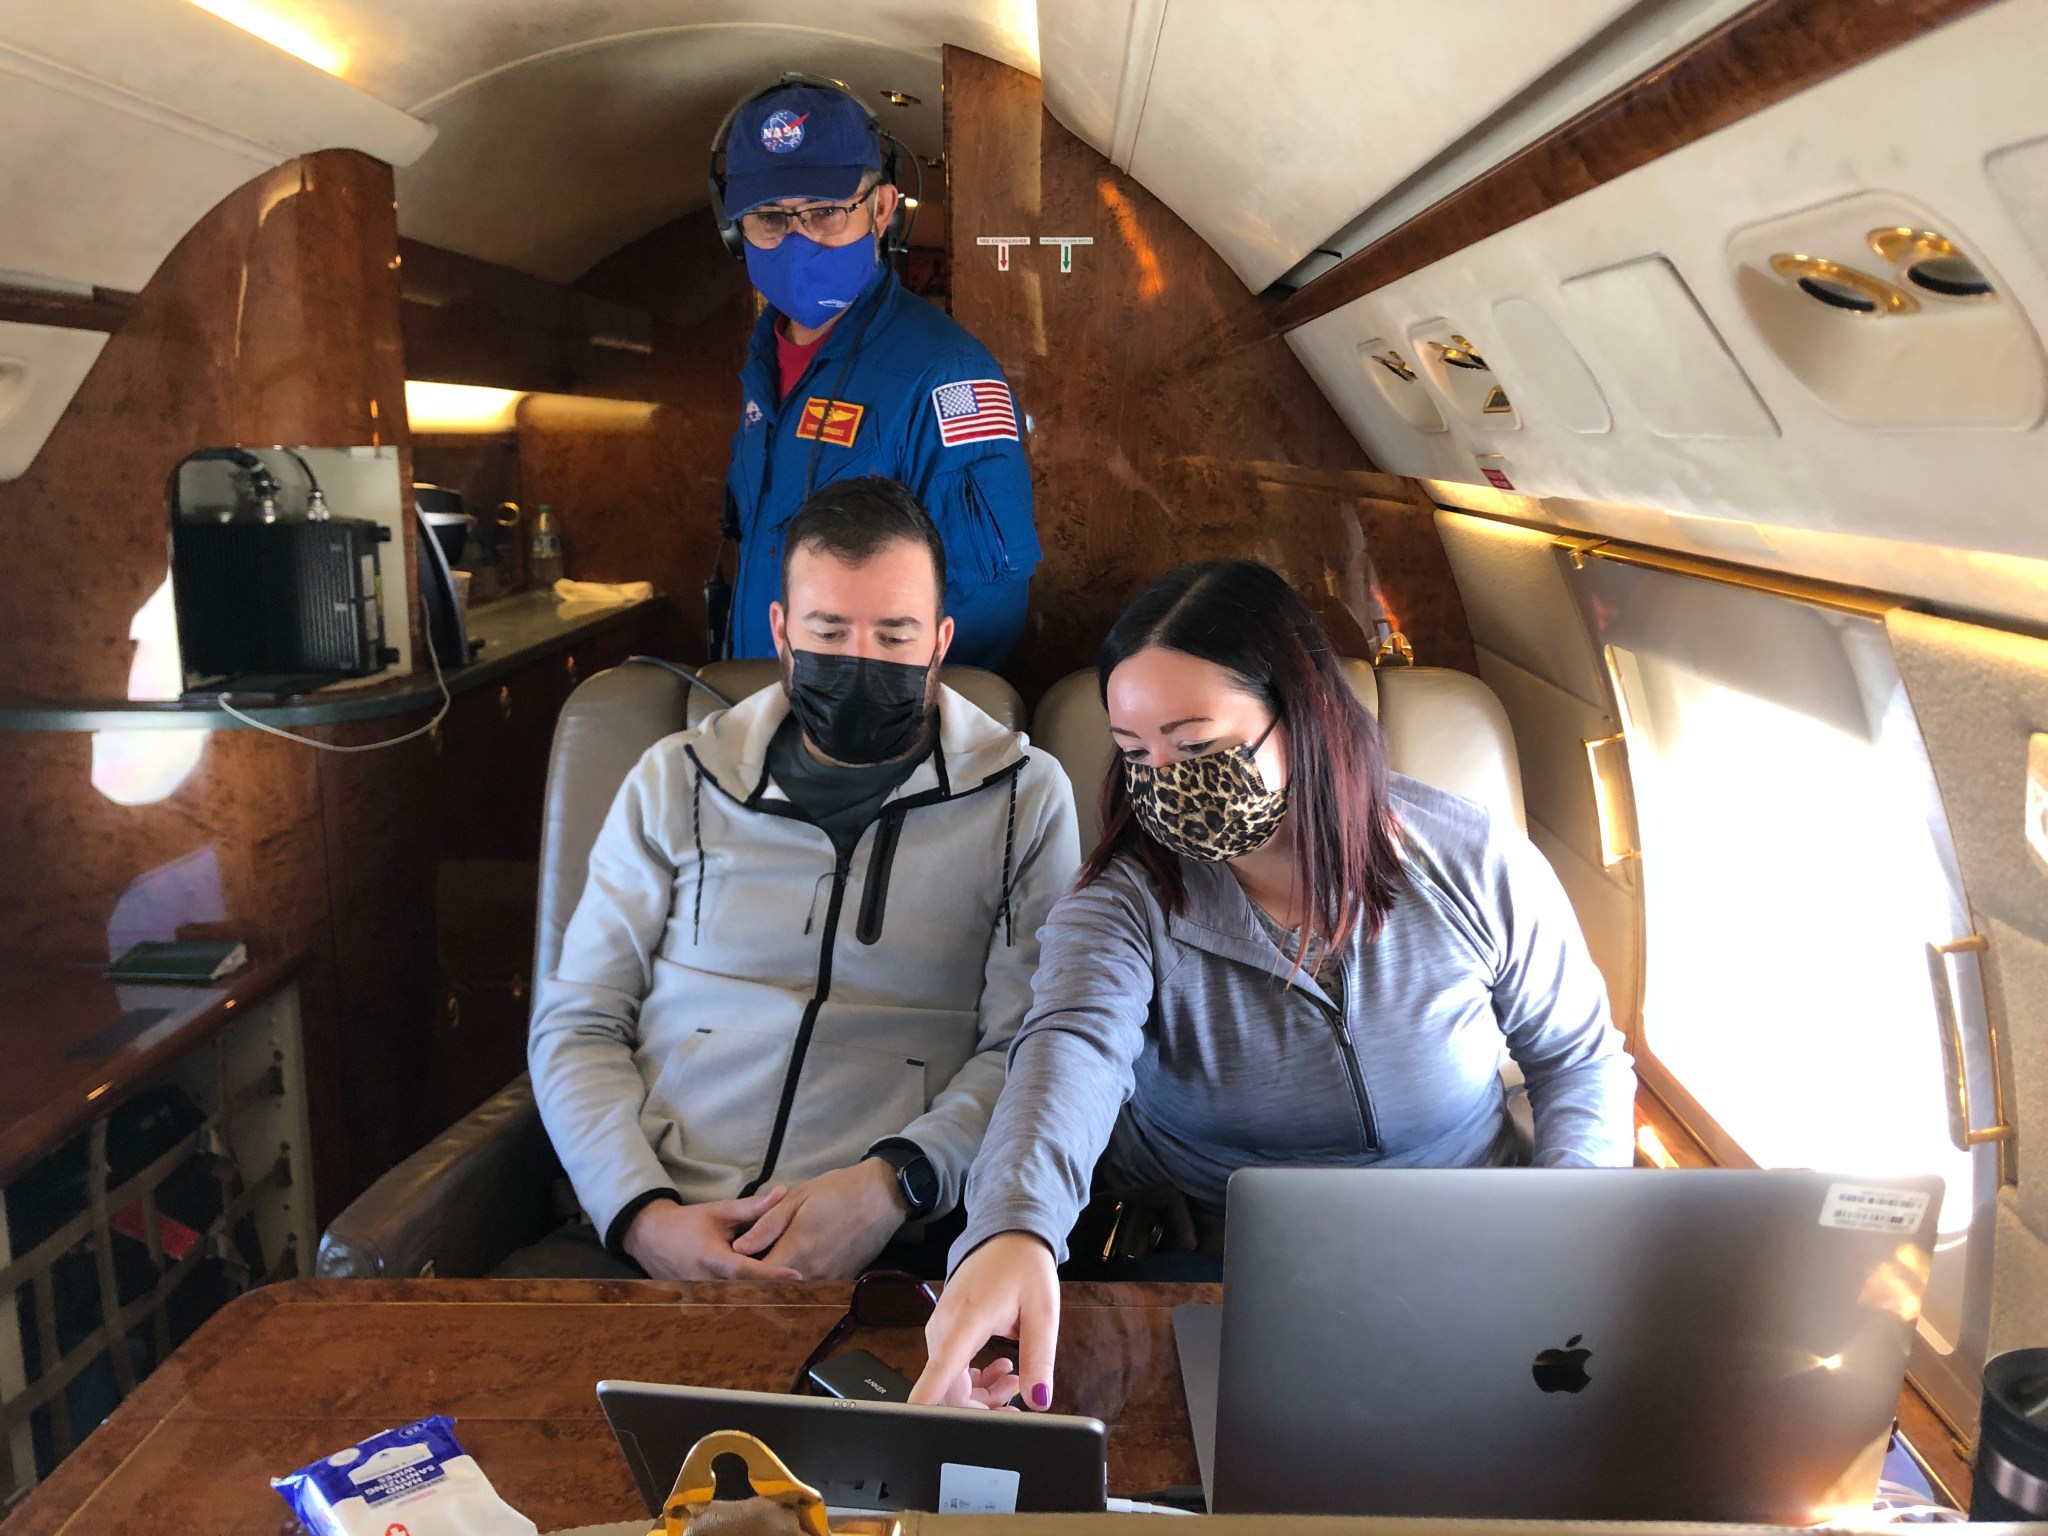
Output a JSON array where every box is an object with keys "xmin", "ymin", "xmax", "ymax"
[{"xmin": 725, "ymin": 266, "xmax": 1042, "ymax": 669}]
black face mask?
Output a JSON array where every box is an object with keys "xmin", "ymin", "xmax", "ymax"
[{"xmin": 783, "ymin": 648, "xmax": 935, "ymax": 765}]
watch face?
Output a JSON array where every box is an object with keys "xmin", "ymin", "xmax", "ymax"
[{"xmin": 902, "ymin": 1157, "xmax": 940, "ymax": 1214}]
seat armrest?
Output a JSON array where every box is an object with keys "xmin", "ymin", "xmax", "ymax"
[{"xmin": 315, "ymin": 1074, "xmax": 562, "ymax": 1278}]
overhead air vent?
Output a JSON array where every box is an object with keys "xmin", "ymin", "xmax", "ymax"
[
  {"xmin": 1729, "ymin": 191, "xmax": 2045, "ymax": 430},
  {"xmin": 1356, "ymin": 338, "xmax": 1447, "ymax": 432},
  {"xmin": 1408, "ymin": 318, "xmax": 1521, "ymax": 431}
]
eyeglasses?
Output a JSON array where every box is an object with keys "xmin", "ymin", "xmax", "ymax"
[
  {"xmin": 740, "ymin": 191, "xmax": 878, "ymax": 250},
  {"xmin": 791, "ymin": 1270, "xmax": 936, "ymax": 1393}
]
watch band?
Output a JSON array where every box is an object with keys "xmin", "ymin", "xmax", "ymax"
[{"xmin": 868, "ymin": 1138, "xmax": 938, "ymax": 1218}]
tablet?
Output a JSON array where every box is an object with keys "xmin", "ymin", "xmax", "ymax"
[{"xmin": 596, "ymin": 1379, "xmax": 1109, "ymax": 1516}]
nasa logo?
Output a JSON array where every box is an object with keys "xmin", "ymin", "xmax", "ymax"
[
  {"xmin": 760, "ymin": 109, "xmax": 809, "ymax": 154},
  {"xmin": 744, "ymin": 399, "xmax": 764, "ymax": 429}
]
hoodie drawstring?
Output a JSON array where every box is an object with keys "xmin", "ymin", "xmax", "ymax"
[
  {"xmin": 690, "ymin": 770, "xmax": 706, "ymax": 943},
  {"xmin": 998, "ymin": 772, "xmax": 1019, "ymax": 946}
]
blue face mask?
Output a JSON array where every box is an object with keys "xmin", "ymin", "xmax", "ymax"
[{"xmin": 744, "ymin": 231, "xmax": 878, "ymax": 331}]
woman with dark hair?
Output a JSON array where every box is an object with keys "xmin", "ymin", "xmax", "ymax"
[{"xmin": 910, "ymin": 559, "xmax": 1634, "ymax": 1409}]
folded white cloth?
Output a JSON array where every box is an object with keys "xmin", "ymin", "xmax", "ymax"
[{"xmin": 553, "ymin": 578, "xmax": 653, "ymax": 607}]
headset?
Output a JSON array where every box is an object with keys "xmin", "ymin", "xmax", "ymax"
[{"xmin": 706, "ymin": 71, "xmax": 921, "ymax": 262}]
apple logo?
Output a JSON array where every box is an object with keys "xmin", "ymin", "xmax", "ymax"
[{"xmin": 1531, "ymin": 1334, "xmax": 1593, "ymax": 1394}]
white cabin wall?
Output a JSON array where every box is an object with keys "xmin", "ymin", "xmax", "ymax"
[
  {"xmin": 0, "ymin": 0, "xmax": 432, "ymax": 293},
  {"xmin": 1036, "ymin": 0, "xmax": 1754, "ymax": 293},
  {"xmin": 1285, "ymin": 0, "xmax": 2048, "ymax": 630},
  {"xmin": 0, "ymin": 0, "xmax": 432, "ymax": 484},
  {"xmin": 1889, "ymin": 611, "xmax": 2048, "ymax": 1360}
]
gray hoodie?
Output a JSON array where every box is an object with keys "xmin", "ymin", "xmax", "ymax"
[
  {"xmin": 955, "ymin": 775, "xmax": 1636, "ymax": 1266},
  {"xmin": 529, "ymin": 683, "xmax": 1080, "ymax": 1251}
]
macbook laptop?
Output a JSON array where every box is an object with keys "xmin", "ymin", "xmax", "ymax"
[
  {"xmin": 1175, "ymin": 1167, "xmax": 1942, "ymax": 1522},
  {"xmin": 597, "ymin": 1380, "xmax": 1107, "ymax": 1517}
]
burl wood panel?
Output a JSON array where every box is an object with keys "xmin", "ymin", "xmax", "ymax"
[
  {"xmin": 514, "ymin": 210, "xmax": 757, "ymax": 664},
  {"xmin": 1, "ymin": 1281, "xmax": 1211, "ymax": 1535},
  {"xmin": 943, "ymin": 48, "xmax": 1473, "ymax": 705},
  {"xmin": 1270, "ymin": 0, "xmax": 2003, "ymax": 334},
  {"xmin": 0, "ymin": 152, "xmax": 438, "ymax": 1220},
  {"xmin": 0, "ymin": 149, "xmax": 416, "ymax": 702}
]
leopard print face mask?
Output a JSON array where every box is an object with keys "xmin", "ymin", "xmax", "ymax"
[{"xmin": 1123, "ymin": 720, "xmax": 1286, "ymax": 862}]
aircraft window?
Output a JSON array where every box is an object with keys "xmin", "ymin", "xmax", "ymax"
[{"xmin": 1574, "ymin": 557, "xmax": 1994, "ymax": 1416}]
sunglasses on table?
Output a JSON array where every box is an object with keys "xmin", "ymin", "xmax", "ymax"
[{"xmin": 790, "ymin": 1270, "xmax": 937, "ymax": 1394}]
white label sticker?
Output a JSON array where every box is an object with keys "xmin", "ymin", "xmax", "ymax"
[
  {"xmin": 938, "ymin": 1462, "xmax": 1021, "ymax": 1514},
  {"xmin": 1821, "ymin": 1182, "xmax": 1931, "ymax": 1233}
]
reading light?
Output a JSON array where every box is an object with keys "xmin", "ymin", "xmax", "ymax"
[
  {"xmin": 1868, "ymin": 227, "xmax": 1996, "ymax": 299},
  {"xmin": 185, "ymin": 0, "xmax": 346, "ymax": 75},
  {"xmin": 1769, "ymin": 253, "xmax": 1918, "ymax": 316}
]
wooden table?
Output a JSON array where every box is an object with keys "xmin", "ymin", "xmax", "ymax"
[{"xmin": 0, "ymin": 1280, "xmax": 1208, "ymax": 1535}]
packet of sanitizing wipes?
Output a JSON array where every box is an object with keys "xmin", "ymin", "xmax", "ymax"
[{"xmin": 272, "ymin": 1415, "xmax": 539, "ymax": 1536}]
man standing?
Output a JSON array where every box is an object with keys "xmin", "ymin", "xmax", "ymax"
[
  {"xmin": 523, "ymin": 479, "xmax": 1077, "ymax": 1280},
  {"xmin": 714, "ymin": 79, "xmax": 1040, "ymax": 671}
]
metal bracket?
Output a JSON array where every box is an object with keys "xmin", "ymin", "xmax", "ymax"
[
  {"xmin": 1583, "ymin": 733, "xmax": 1640, "ymax": 866},
  {"xmin": 1926, "ymin": 935, "xmax": 2016, "ymax": 1179}
]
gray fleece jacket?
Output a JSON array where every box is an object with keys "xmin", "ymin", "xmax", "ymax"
[
  {"xmin": 955, "ymin": 775, "xmax": 1636, "ymax": 1266},
  {"xmin": 529, "ymin": 683, "xmax": 1080, "ymax": 1253}
]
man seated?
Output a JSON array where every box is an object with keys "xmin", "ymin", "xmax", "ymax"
[{"xmin": 516, "ymin": 476, "xmax": 1079, "ymax": 1281}]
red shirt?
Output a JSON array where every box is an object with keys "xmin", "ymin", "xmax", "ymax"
[{"xmin": 775, "ymin": 322, "xmax": 828, "ymax": 402}]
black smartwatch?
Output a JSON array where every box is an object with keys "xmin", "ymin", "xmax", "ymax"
[{"xmin": 868, "ymin": 1139, "xmax": 939, "ymax": 1220}]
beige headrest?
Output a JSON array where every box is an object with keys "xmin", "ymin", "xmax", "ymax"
[
  {"xmin": 1031, "ymin": 660, "xmax": 1520, "ymax": 851},
  {"xmin": 1375, "ymin": 666, "xmax": 1527, "ymax": 832},
  {"xmin": 687, "ymin": 658, "xmax": 1027, "ymax": 732}
]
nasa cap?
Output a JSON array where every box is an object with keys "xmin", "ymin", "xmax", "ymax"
[{"xmin": 724, "ymin": 84, "xmax": 883, "ymax": 215}]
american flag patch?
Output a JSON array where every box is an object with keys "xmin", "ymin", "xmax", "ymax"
[{"xmin": 930, "ymin": 379, "xmax": 1019, "ymax": 447}]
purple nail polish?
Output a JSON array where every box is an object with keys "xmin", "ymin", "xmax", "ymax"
[{"xmin": 1030, "ymin": 1383, "xmax": 1051, "ymax": 1409}]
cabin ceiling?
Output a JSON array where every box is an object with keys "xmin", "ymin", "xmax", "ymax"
[
  {"xmin": 162, "ymin": 0, "xmax": 1735, "ymax": 287},
  {"xmin": 307, "ymin": 0, "xmax": 1039, "ymax": 282}
]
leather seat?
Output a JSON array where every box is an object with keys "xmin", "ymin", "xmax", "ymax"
[{"xmin": 316, "ymin": 658, "xmax": 1025, "ymax": 1277}]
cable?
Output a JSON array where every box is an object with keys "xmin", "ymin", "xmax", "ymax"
[
  {"xmin": 622, "ymin": 654, "xmax": 737, "ymax": 709},
  {"xmin": 214, "ymin": 611, "xmax": 451, "ymax": 752}
]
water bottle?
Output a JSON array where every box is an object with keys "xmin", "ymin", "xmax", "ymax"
[{"xmin": 530, "ymin": 503, "xmax": 564, "ymax": 590}]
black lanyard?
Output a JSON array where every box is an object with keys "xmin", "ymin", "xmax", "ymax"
[{"xmin": 798, "ymin": 273, "xmax": 890, "ymax": 501}]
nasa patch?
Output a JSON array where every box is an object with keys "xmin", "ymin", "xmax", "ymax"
[
  {"xmin": 760, "ymin": 109, "xmax": 808, "ymax": 154},
  {"xmin": 744, "ymin": 399, "xmax": 764, "ymax": 430}
]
